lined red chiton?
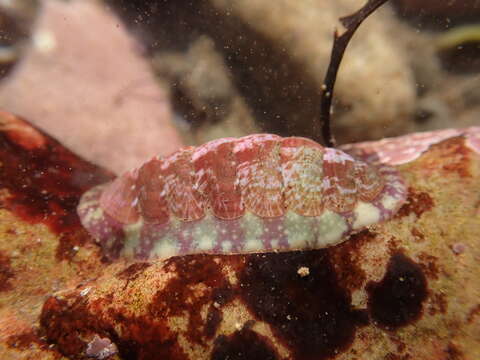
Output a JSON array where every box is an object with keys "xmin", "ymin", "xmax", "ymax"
[{"xmin": 78, "ymin": 134, "xmax": 406, "ymax": 260}]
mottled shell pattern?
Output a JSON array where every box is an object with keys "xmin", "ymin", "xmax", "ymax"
[{"xmin": 78, "ymin": 134, "xmax": 406, "ymax": 260}]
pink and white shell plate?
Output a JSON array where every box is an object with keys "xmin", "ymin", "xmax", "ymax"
[{"xmin": 78, "ymin": 134, "xmax": 407, "ymax": 260}]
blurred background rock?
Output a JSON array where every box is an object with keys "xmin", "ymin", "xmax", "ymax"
[
  {"xmin": 0, "ymin": 0, "xmax": 182, "ymax": 174},
  {"xmin": 0, "ymin": 0, "xmax": 479, "ymax": 173}
]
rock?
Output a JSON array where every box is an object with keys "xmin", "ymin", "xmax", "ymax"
[
  {"xmin": 394, "ymin": 0, "xmax": 480, "ymax": 22},
  {"xmin": 0, "ymin": 0, "xmax": 39, "ymax": 79},
  {"xmin": 207, "ymin": 0, "xmax": 416, "ymax": 143},
  {"xmin": 108, "ymin": 0, "xmax": 416, "ymax": 144},
  {"xmin": 379, "ymin": 18, "xmax": 480, "ymax": 132},
  {"xmin": 40, "ymin": 125, "xmax": 480, "ymax": 359},
  {"xmin": 436, "ymin": 25, "xmax": 480, "ymax": 73},
  {"xmin": 0, "ymin": 0, "xmax": 183, "ymax": 174},
  {"xmin": 0, "ymin": 110, "xmax": 114, "ymax": 359},
  {"xmin": 0, "ymin": 110, "xmax": 478, "ymax": 359},
  {"xmin": 153, "ymin": 36, "xmax": 260, "ymax": 144}
]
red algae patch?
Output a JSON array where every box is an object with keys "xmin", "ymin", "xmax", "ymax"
[
  {"xmin": 0, "ymin": 112, "xmax": 116, "ymax": 359},
  {"xmin": 396, "ymin": 188, "xmax": 434, "ymax": 219},
  {"xmin": 0, "ymin": 251, "xmax": 14, "ymax": 292},
  {"xmin": 0, "ymin": 111, "xmax": 113, "ymax": 261}
]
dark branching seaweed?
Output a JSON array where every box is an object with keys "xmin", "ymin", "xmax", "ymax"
[{"xmin": 320, "ymin": 0, "xmax": 391, "ymax": 147}]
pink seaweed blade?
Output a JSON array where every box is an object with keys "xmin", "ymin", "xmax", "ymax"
[{"xmin": 341, "ymin": 126, "xmax": 480, "ymax": 165}]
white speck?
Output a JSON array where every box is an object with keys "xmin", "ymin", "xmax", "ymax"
[
  {"xmin": 85, "ymin": 335, "xmax": 118, "ymax": 360},
  {"xmin": 297, "ymin": 266, "xmax": 310, "ymax": 277},
  {"xmin": 80, "ymin": 287, "xmax": 92, "ymax": 297}
]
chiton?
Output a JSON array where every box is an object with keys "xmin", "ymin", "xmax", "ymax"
[{"xmin": 78, "ymin": 134, "xmax": 406, "ymax": 260}]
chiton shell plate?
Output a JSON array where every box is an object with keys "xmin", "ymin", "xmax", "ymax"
[{"xmin": 78, "ymin": 134, "xmax": 406, "ymax": 259}]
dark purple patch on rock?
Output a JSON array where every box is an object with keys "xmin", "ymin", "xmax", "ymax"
[
  {"xmin": 239, "ymin": 250, "xmax": 369, "ymax": 360},
  {"xmin": 367, "ymin": 252, "xmax": 428, "ymax": 329},
  {"xmin": 211, "ymin": 327, "xmax": 279, "ymax": 360}
]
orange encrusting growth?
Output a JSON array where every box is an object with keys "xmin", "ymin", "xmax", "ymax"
[{"xmin": 100, "ymin": 134, "xmax": 386, "ymax": 224}]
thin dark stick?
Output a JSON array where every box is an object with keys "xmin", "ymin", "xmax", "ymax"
[{"xmin": 320, "ymin": 0, "xmax": 390, "ymax": 147}]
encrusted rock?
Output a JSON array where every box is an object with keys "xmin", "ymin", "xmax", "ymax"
[
  {"xmin": 0, "ymin": 111, "xmax": 478, "ymax": 359},
  {"xmin": 5, "ymin": 113, "xmax": 470, "ymax": 359}
]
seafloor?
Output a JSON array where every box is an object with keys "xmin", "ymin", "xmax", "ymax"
[{"xmin": 0, "ymin": 0, "xmax": 479, "ymax": 359}]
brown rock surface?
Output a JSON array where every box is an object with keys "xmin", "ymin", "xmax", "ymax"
[
  {"xmin": 0, "ymin": 0, "xmax": 183, "ymax": 174},
  {"xmin": 0, "ymin": 110, "xmax": 478, "ymax": 359}
]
